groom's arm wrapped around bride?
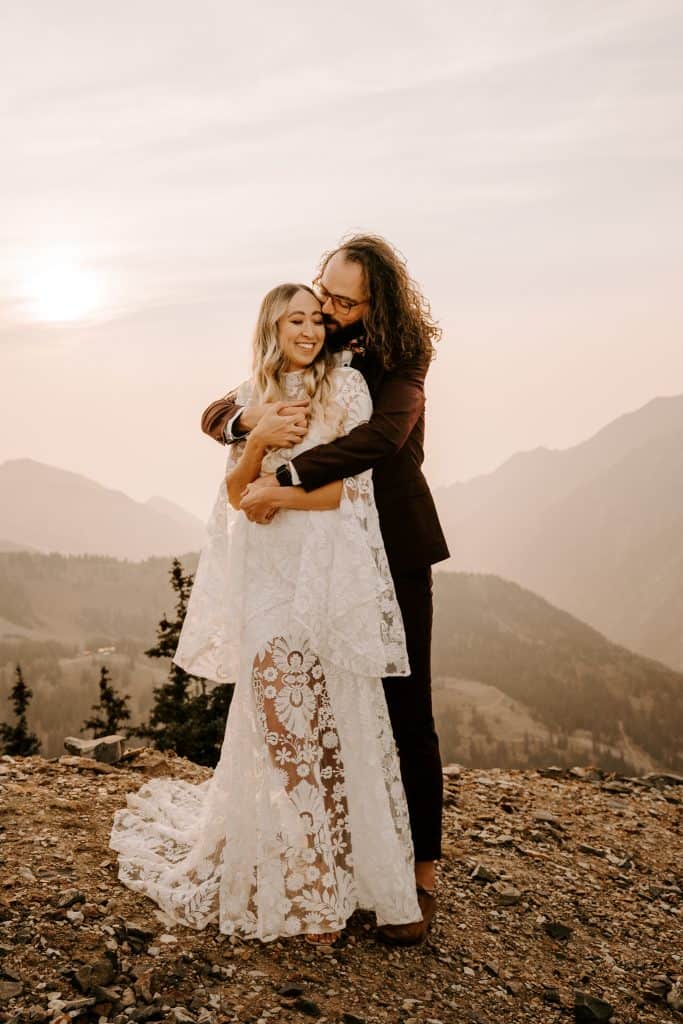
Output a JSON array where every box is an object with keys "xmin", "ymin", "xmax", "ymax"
[{"xmin": 200, "ymin": 351, "xmax": 449, "ymax": 574}]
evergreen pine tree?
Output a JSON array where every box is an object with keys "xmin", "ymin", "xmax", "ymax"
[
  {"xmin": 131, "ymin": 558, "xmax": 234, "ymax": 766},
  {"xmin": 82, "ymin": 665, "xmax": 132, "ymax": 738},
  {"xmin": 0, "ymin": 664, "xmax": 41, "ymax": 756}
]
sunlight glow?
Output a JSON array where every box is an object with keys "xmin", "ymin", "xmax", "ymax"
[{"xmin": 23, "ymin": 249, "xmax": 102, "ymax": 322}]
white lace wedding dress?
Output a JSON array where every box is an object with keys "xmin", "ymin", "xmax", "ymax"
[{"xmin": 109, "ymin": 366, "xmax": 421, "ymax": 941}]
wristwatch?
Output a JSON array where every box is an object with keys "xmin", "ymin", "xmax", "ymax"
[{"xmin": 275, "ymin": 464, "xmax": 293, "ymax": 487}]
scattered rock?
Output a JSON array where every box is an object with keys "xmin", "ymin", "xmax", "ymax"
[
  {"xmin": 491, "ymin": 881, "xmax": 521, "ymax": 905},
  {"xmin": 668, "ymin": 979, "xmax": 683, "ymax": 1010},
  {"xmin": 133, "ymin": 968, "xmax": 157, "ymax": 1003},
  {"xmin": 470, "ymin": 862, "xmax": 498, "ymax": 883},
  {"xmin": 56, "ymin": 889, "xmax": 86, "ymax": 909},
  {"xmin": 642, "ymin": 771, "xmax": 683, "ymax": 786},
  {"xmin": 542, "ymin": 985, "xmax": 563, "ymax": 1004},
  {"xmin": 577, "ymin": 843, "xmax": 606, "ymax": 858},
  {"xmin": 544, "ymin": 921, "xmax": 573, "ymax": 940},
  {"xmin": 58, "ymin": 754, "xmax": 117, "ymax": 774},
  {"xmin": 532, "ymin": 810, "xmax": 565, "ymax": 830},
  {"xmin": 63, "ymin": 735, "xmax": 127, "ymax": 764},
  {"xmin": 73, "ymin": 958, "xmax": 116, "ymax": 993},
  {"xmin": 600, "ymin": 780, "xmax": 632, "ymax": 795},
  {"xmin": 0, "ymin": 980, "xmax": 23, "ymax": 1002},
  {"xmin": 291, "ymin": 997, "xmax": 322, "ymax": 1017},
  {"xmin": 61, "ymin": 997, "xmax": 97, "ymax": 1012},
  {"xmin": 171, "ymin": 1007, "xmax": 195, "ymax": 1024},
  {"xmin": 278, "ymin": 983, "xmax": 305, "ymax": 997},
  {"xmin": 574, "ymin": 989, "xmax": 615, "ymax": 1021},
  {"xmin": 483, "ymin": 832, "xmax": 514, "ymax": 846},
  {"xmin": 125, "ymin": 920, "xmax": 157, "ymax": 951}
]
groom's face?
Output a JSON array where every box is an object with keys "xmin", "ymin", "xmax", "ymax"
[{"xmin": 316, "ymin": 252, "xmax": 369, "ymax": 333}]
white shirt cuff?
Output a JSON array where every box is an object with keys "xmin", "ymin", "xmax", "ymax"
[
  {"xmin": 289, "ymin": 462, "xmax": 301, "ymax": 486},
  {"xmin": 224, "ymin": 408, "xmax": 247, "ymax": 443}
]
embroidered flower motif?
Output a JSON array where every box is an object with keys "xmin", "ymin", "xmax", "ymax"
[
  {"xmin": 286, "ymin": 872, "xmax": 305, "ymax": 892},
  {"xmin": 274, "ymin": 682, "xmax": 316, "ymax": 737},
  {"xmin": 270, "ymin": 636, "xmax": 317, "ymax": 676}
]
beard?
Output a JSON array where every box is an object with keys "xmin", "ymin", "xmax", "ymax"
[{"xmin": 324, "ymin": 316, "xmax": 365, "ymax": 351}]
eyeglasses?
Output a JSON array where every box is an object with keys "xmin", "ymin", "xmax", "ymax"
[{"xmin": 312, "ymin": 278, "xmax": 368, "ymax": 315}]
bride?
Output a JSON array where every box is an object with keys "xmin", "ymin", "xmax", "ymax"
[{"xmin": 109, "ymin": 283, "xmax": 422, "ymax": 944}]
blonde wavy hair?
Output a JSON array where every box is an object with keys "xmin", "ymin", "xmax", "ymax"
[{"xmin": 251, "ymin": 283, "xmax": 344, "ymax": 440}]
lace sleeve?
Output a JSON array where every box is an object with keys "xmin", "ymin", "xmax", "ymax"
[
  {"xmin": 327, "ymin": 369, "xmax": 409, "ymax": 676},
  {"xmin": 173, "ymin": 380, "xmax": 252, "ymax": 683}
]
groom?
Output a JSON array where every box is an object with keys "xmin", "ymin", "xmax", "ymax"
[{"xmin": 201, "ymin": 234, "xmax": 449, "ymax": 944}]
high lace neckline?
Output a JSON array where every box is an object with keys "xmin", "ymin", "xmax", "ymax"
[{"xmin": 281, "ymin": 369, "xmax": 307, "ymax": 398}]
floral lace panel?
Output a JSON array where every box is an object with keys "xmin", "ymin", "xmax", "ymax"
[{"xmin": 251, "ymin": 634, "xmax": 356, "ymax": 933}]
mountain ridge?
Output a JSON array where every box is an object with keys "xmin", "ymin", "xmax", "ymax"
[
  {"xmin": 435, "ymin": 393, "xmax": 683, "ymax": 671},
  {"xmin": 0, "ymin": 458, "xmax": 204, "ymax": 560}
]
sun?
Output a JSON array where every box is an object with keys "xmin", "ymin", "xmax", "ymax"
[{"xmin": 23, "ymin": 248, "xmax": 102, "ymax": 323}]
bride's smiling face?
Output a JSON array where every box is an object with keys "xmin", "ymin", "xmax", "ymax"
[{"xmin": 277, "ymin": 289, "xmax": 325, "ymax": 371}]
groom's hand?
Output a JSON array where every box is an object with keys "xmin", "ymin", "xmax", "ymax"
[{"xmin": 240, "ymin": 484, "xmax": 281, "ymax": 524}]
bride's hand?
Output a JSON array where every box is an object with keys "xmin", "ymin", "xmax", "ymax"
[
  {"xmin": 240, "ymin": 485, "xmax": 282, "ymax": 524},
  {"xmin": 249, "ymin": 401, "xmax": 309, "ymax": 448}
]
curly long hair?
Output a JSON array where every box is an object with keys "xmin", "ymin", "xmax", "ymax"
[
  {"xmin": 318, "ymin": 233, "xmax": 442, "ymax": 370},
  {"xmin": 251, "ymin": 283, "xmax": 343, "ymax": 439}
]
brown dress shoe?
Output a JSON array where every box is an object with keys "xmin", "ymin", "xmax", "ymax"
[{"xmin": 376, "ymin": 886, "xmax": 437, "ymax": 946}]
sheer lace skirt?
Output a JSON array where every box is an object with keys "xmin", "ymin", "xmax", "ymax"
[{"xmin": 109, "ymin": 542, "xmax": 421, "ymax": 941}]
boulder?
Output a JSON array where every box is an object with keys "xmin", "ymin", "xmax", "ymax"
[{"xmin": 63, "ymin": 734, "xmax": 126, "ymax": 764}]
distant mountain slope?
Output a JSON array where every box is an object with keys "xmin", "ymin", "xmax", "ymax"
[
  {"xmin": 432, "ymin": 676, "xmax": 658, "ymax": 774},
  {"xmin": 435, "ymin": 394, "xmax": 683, "ymax": 670},
  {"xmin": 433, "ymin": 572, "xmax": 683, "ymax": 772},
  {"xmin": 0, "ymin": 538, "xmax": 36, "ymax": 552},
  {"xmin": 146, "ymin": 496, "xmax": 206, "ymax": 532},
  {"xmin": 0, "ymin": 459, "xmax": 205, "ymax": 560}
]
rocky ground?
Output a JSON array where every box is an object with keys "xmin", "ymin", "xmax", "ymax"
[{"xmin": 0, "ymin": 748, "xmax": 681, "ymax": 1024}]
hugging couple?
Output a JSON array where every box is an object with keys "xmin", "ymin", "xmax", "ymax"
[{"xmin": 109, "ymin": 234, "xmax": 450, "ymax": 948}]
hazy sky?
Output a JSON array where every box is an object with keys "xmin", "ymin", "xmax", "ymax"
[{"xmin": 1, "ymin": 0, "xmax": 682, "ymax": 519}]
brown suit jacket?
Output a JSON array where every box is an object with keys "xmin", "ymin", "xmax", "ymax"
[{"xmin": 200, "ymin": 350, "xmax": 450, "ymax": 574}]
